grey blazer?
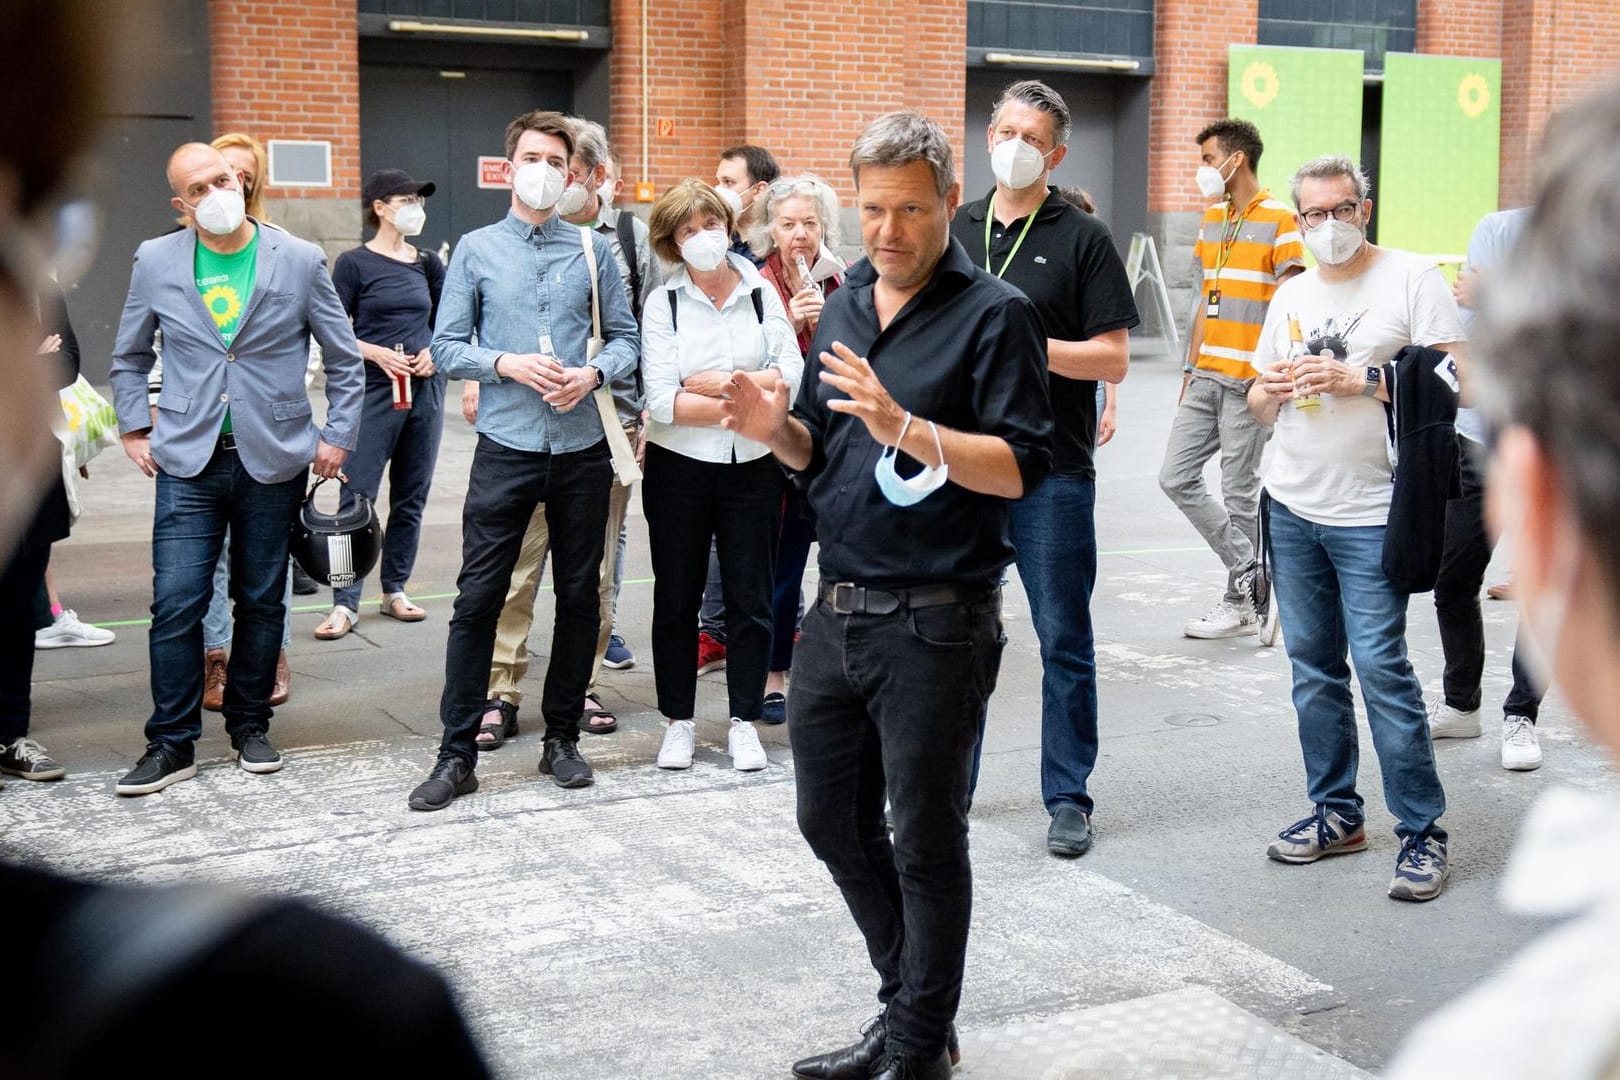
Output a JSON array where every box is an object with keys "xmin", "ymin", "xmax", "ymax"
[{"xmin": 109, "ymin": 222, "xmax": 364, "ymax": 485}]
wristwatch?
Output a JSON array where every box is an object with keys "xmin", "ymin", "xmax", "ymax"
[
  {"xmin": 1361, "ymin": 366, "xmax": 1382, "ymax": 398},
  {"xmin": 593, "ymin": 366, "xmax": 605, "ymax": 388}
]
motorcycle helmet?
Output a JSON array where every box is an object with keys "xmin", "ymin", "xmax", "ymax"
[{"xmin": 289, "ymin": 477, "xmax": 382, "ymax": 589}]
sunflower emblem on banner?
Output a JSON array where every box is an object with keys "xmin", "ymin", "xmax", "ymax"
[
  {"xmin": 202, "ymin": 283, "xmax": 242, "ymax": 330},
  {"xmin": 1458, "ymin": 73, "xmax": 1491, "ymax": 119},
  {"xmin": 1240, "ymin": 61, "xmax": 1280, "ymax": 110}
]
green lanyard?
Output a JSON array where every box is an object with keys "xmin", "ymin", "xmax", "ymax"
[
  {"xmin": 1211, "ymin": 200, "xmax": 1250, "ymax": 281},
  {"xmin": 984, "ymin": 193, "xmax": 1040, "ymax": 279}
]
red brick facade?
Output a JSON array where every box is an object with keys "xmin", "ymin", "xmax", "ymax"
[
  {"xmin": 210, "ymin": 0, "xmax": 360, "ymax": 199},
  {"xmin": 609, "ymin": 0, "xmax": 966, "ymax": 201}
]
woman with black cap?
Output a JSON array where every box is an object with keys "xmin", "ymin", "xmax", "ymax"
[{"xmin": 316, "ymin": 169, "xmax": 446, "ymax": 640}]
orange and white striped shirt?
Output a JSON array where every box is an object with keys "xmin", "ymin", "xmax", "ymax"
[{"xmin": 1193, "ymin": 190, "xmax": 1304, "ymax": 383}]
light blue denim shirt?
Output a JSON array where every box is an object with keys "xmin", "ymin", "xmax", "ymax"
[{"xmin": 433, "ymin": 209, "xmax": 640, "ymax": 453}]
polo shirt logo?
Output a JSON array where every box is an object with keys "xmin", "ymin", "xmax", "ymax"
[{"xmin": 1033, "ymin": 255, "xmax": 1047, "ymax": 264}]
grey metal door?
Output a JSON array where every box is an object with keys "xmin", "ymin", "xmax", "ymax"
[{"xmin": 359, "ymin": 63, "xmax": 572, "ymax": 258}]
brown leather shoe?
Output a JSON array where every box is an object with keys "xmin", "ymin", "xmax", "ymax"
[
  {"xmin": 203, "ymin": 648, "xmax": 227, "ymax": 712},
  {"xmin": 269, "ymin": 649, "xmax": 291, "ymax": 707},
  {"xmin": 1486, "ymin": 579, "xmax": 1515, "ymax": 601}
]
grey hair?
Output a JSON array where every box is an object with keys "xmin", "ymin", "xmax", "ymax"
[
  {"xmin": 1289, "ymin": 154, "xmax": 1371, "ymax": 206},
  {"xmin": 1475, "ymin": 80, "xmax": 1620, "ymax": 621},
  {"xmin": 569, "ymin": 117, "xmax": 610, "ymax": 173},
  {"xmin": 747, "ymin": 174, "xmax": 842, "ymax": 257},
  {"xmin": 849, "ymin": 111, "xmax": 955, "ymax": 198},
  {"xmin": 990, "ymin": 79, "xmax": 1072, "ymax": 147}
]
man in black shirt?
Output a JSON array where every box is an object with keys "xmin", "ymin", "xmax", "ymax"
[
  {"xmin": 952, "ymin": 79, "xmax": 1140, "ymax": 858},
  {"xmin": 724, "ymin": 111, "xmax": 1052, "ymax": 1080}
]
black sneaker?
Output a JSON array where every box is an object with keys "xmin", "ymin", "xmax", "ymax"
[
  {"xmin": 231, "ymin": 730, "xmax": 284, "ymax": 774},
  {"xmin": 408, "ymin": 756, "xmax": 478, "ymax": 811},
  {"xmin": 116, "ymin": 745, "xmax": 197, "ymax": 796},
  {"xmin": 539, "ymin": 738, "xmax": 594, "ymax": 788},
  {"xmin": 0, "ymin": 737, "xmax": 66, "ymax": 781}
]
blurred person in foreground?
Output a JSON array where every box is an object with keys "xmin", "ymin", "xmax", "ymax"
[{"xmin": 1386, "ymin": 79, "xmax": 1620, "ymax": 1079}]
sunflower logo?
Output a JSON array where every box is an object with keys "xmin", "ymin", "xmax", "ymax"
[
  {"xmin": 1240, "ymin": 61, "xmax": 1280, "ymax": 110},
  {"xmin": 1458, "ymin": 74, "xmax": 1491, "ymax": 118},
  {"xmin": 61, "ymin": 398, "xmax": 84, "ymax": 433},
  {"xmin": 202, "ymin": 283, "xmax": 242, "ymax": 329}
]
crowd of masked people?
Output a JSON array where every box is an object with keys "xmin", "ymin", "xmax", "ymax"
[{"xmin": 10, "ymin": 44, "xmax": 1620, "ymax": 1076}]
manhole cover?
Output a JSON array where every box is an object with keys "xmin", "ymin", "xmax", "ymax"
[{"xmin": 1164, "ymin": 712, "xmax": 1222, "ymax": 727}]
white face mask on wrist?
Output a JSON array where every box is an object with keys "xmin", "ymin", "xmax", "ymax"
[{"xmin": 874, "ymin": 413, "xmax": 949, "ymax": 507}]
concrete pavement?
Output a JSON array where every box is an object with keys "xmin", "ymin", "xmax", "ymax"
[{"xmin": 5, "ymin": 349, "xmax": 1612, "ymax": 1077}]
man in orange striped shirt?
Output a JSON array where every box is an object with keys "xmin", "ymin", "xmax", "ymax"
[{"xmin": 1159, "ymin": 118, "xmax": 1303, "ymax": 640}]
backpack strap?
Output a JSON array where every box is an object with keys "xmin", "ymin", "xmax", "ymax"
[
  {"xmin": 750, "ymin": 286, "xmax": 764, "ymax": 324},
  {"xmin": 616, "ymin": 212, "xmax": 643, "ymax": 322},
  {"xmin": 667, "ymin": 288, "xmax": 679, "ymax": 334}
]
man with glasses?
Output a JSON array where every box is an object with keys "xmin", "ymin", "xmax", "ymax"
[
  {"xmin": 1247, "ymin": 154, "xmax": 1465, "ymax": 902},
  {"xmin": 109, "ymin": 142, "xmax": 363, "ymax": 796},
  {"xmin": 951, "ymin": 79, "xmax": 1138, "ymax": 859},
  {"xmin": 1161, "ymin": 117, "xmax": 1303, "ymax": 642}
]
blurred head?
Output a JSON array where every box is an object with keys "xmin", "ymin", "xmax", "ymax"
[
  {"xmin": 1476, "ymin": 80, "xmax": 1620, "ymax": 752},
  {"xmin": 848, "ymin": 111, "xmax": 959, "ymax": 292},
  {"xmin": 212, "ymin": 133, "xmax": 270, "ymax": 222},
  {"xmin": 1056, "ymin": 186, "xmax": 1095, "ymax": 214},
  {"xmin": 648, "ymin": 179, "xmax": 735, "ymax": 267},
  {"xmin": 749, "ymin": 174, "xmax": 840, "ymax": 264}
]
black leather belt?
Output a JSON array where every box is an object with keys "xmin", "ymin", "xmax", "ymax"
[
  {"xmin": 817, "ymin": 580, "xmax": 997, "ymax": 616},
  {"xmin": 218, "ymin": 432, "xmax": 236, "ymax": 452}
]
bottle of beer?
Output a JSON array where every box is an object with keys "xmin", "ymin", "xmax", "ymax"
[{"xmin": 1288, "ymin": 315, "xmax": 1319, "ymax": 411}]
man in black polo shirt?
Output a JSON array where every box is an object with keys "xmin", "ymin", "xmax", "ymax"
[
  {"xmin": 724, "ymin": 112, "xmax": 1052, "ymax": 1080},
  {"xmin": 952, "ymin": 79, "xmax": 1140, "ymax": 858}
]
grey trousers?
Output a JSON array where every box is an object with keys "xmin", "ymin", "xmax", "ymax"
[{"xmin": 1158, "ymin": 374, "xmax": 1270, "ymax": 604}]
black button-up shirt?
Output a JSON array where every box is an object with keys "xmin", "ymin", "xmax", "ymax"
[
  {"xmin": 792, "ymin": 238, "xmax": 1054, "ymax": 588},
  {"xmin": 954, "ymin": 188, "xmax": 1140, "ymax": 479}
]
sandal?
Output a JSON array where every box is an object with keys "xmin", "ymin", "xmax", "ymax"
[
  {"xmin": 476, "ymin": 699, "xmax": 519, "ymax": 751},
  {"xmin": 581, "ymin": 692, "xmax": 618, "ymax": 735},
  {"xmin": 314, "ymin": 605, "xmax": 357, "ymax": 640},
  {"xmin": 379, "ymin": 592, "xmax": 427, "ymax": 622}
]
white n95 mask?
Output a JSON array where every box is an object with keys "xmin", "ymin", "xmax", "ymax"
[
  {"xmin": 513, "ymin": 161, "xmax": 566, "ymax": 211},
  {"xmin": 874, "ymin": 413, "xmax": 949, "ymax": 507}
]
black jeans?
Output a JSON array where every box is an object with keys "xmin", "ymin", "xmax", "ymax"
[
  {"xmin": 790, "ymin": 588, "xmax": 1005, "ymax": 1059},
  {"xmin": 770, "ymin": 483, "xmax": 816, "ymax": 673},
  {"xmin": 439, "ymin": 436, "xmax": 611, "ymax": 763},
  {"xmin": 1433, "ymin": 437, "xmax": 1543, "ymax": 719},
  {"xmin": 642, "ymin": 443, "xmax": 780, "ymax": 721},
  {"xmin": 0, "ymin": 544, "xmax": 50, "ymax": 744}
]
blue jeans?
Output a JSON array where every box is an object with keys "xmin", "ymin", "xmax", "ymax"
[
  {"xmin": 791, "ymin": 589, "xmax": 1004, "ymax": 1059},
  {"xmin": 203, "ymin": 529, "xmax": 293, "ymax": 650},
  {"xmin": 334, "ymin": 374, "xmax": 446, "ymax": 611},
  {"xmin": 1268, "ymin": 501, "xmax": 1447, "ymax": 841},
  {"xmin": 1007, "ymin": 475, "xmax": 1099, "ymax": 816},
  {"xmin": 147, "ymin": 449, "xmax": 305, "ymax": 758}
]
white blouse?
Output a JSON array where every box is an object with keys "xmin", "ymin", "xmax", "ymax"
[{"xmin": 642, "ymin": 252, "xmax": 802, "ymax": 464}]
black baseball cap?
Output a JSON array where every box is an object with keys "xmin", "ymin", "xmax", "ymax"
[{"xmin": 362, "ymin": 169, "xmax": 435, "ymax": 204}]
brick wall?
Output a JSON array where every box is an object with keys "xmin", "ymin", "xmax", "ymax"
[
  {"xmin": 1417, "ymin": 0, "xmax": 1504, "ymax": 56},
  {"xmin": 609, "ymin": 0, "xmax": 967, "ymax": 204},
  {"xmin": 1146, "ymin": 0, "xmax": 1259, "ymax": 216},
  {"xmin": 210, "ymin": 0, "xmax": 360, "ymax": 201}
]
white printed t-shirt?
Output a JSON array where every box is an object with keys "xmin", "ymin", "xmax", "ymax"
[{"xmin": 1253, "ymin": 249, "xmax": 1464, "ymax": 527}]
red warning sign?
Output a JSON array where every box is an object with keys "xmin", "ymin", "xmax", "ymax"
[
  {"xmin": 656, "ymin": 117, "xmax": 676, "ymax": 138},
  {"xmin": 477, "ymin": 156, "xmax": 510, "ymax": 190}
]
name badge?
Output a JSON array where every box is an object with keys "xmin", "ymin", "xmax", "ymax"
[{"xmin": 1205, "ymin": 288, "xmax": 1221, "ymax": 320}]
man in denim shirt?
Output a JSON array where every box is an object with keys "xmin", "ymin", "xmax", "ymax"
[{"xmin": 408, "ymin": 110, "xmax": 638, "ymax": 810}]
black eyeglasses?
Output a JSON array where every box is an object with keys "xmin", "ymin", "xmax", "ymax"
[{"xmin": 1301, "ymin": 202, "xmax": 1363, "ymax": 229}]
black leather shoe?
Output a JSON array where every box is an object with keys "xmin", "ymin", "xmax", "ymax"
[
  {"xmin": 870, "ymin": 1047, "xmax": 953, "ymax": 1080},
  {"xmin": 408, "ymin": 756, "xmax": 478, "ymax": 811},
  {"xmin": 1047, "ymin": 803, "xmax": 1094, "ymax": 857},
  {"xmin": 791, "ymin": 1013, "xmax": 959, "ymax": 1079}
]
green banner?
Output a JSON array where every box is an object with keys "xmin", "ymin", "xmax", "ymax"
[
  {"xmin": 1228, "ymin": 45, "xmax": 1365, "ymax": 209},
  {"xmin": 1379, "ymin": 53, "xmax": 1501, "ymax": 260}
]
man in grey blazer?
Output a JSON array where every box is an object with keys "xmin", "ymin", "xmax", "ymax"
[{"xmin": 109, "ymin": 142, "xmax": 364, "ymax": 796}]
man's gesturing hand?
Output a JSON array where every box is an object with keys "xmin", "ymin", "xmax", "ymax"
[
  {"xmin": 819, "ymin": 341, "xmax": 905, "ymax": 446},
  {"xmin": 720, "ymin": 372, "xmax": 789, "ymax": 446}
]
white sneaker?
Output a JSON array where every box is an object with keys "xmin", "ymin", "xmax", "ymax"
[
  {"xmin": 1183, "ymin": 599, "xmax": 1257, "ymax": 639},
  {"xmin": 1501, "ymin": 715, "xmax": 1543, "ymax": 771},
  {"xmin": 656, "ymin": 719, "xmax": 695, "ymax": 770},
  {"xmin": 728, "ymin": 719, "xmax": 767, "ymax": 772},
  {"xmin": 35, "ymin": 609, "xmax": 116, "ymax": 649},
  {"xmin": 1427, "ymin": 698, "xmax": 1482, "ymax": 739}
]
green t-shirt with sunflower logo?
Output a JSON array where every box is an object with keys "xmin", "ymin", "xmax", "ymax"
[{"xmin": 195, "ymin": 226, "xmax": 257, "ymax": 434}]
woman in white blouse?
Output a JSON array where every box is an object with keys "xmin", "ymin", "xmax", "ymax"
[{"xmin": 641, "ymin": 180, "xmax": 803, "ymax": 773}]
